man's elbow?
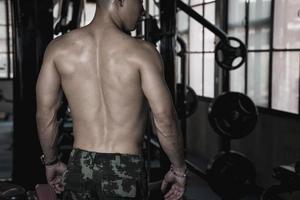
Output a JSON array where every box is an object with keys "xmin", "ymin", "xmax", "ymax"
[
  {"xmin": 36, "ymin": 110, "xmax": 47, "ymax": 121},
  {"xmin": 153, "ymin": 110, "xmax": 177, "ymax": 128},
  {"xmin": 36, "ymin": 106, "xmax": 57, "ymax": 123},
  {"xmin": 36, "ymin": 100, "xmax": 61, "ymax": 117},
  {"xmin": 154, "ymin": 110, "xmax": 172, "ymax": 119},
  {"xmin": 153, "ymin": 104, "xmax": 177, "ymax": 120}
]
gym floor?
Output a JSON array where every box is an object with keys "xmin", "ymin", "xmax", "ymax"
[{"xmin": 148, "ymin": 169, "xmax": 260, "ymax": 200}]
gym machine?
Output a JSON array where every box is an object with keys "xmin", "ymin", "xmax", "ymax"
[
  {"xmin": 0, "ymin": 1, "xmax": 83, "ymax": 199},
  {"xmin": 261, "ymin": 161, "xmax": 300, "ymax": 200},
  {"xmin": 4, "ymin": 0, "xmax": 299, "ymax": 199},
  {"xmin": 177, "ymin": 1, "xmax": 262, "ymax": 199},
  {"xmin": 12, "ymin": 0, "xmax": 53, "ymax": 192},
  {"xmin": 141, "ymin": 0, "xmax": 262, "ymax": 199},
  {"xmin": 174, "ymin": 1, "xmax": 300, "ymax": 200}
]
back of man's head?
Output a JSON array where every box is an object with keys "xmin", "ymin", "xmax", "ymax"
[
  {"xmin": 96, "ymin": 0, "xmax": 111, "ymax": 7},
  {"xmin": 94, "ymin": 0, "xmax": 144, "ymax": 32}
]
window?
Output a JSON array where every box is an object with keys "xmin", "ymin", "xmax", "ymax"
[
  {"xmin": 81, "ymin": 2, "xmax": 96, "ymax": 26},
  {"xmin": 179, "ymin": 0, "xmax": 216, "ymax": 98},
  {"xmin": 53, "ymin": 1, "xmax": 97, "ymax": 38},
  {"xmin": 0, "ymin": 0, "xmax": 13, "ymax": 180},
  {"xmin": 228, "ymin": 0, "xmax": 300, "ymax": 114},
  {"xmin": 0, "ymin": 0, "xmax": 13, "ymax": 79}
]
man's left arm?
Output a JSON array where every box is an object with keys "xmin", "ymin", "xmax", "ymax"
[{"xmin": 36, "ymin": 42, "xmax": 62, "ymax": 164}]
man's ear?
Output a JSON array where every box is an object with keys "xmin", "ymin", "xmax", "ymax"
[{"xmin": 115, "ymin": 0, "xmax": 125, "ymax": 7}]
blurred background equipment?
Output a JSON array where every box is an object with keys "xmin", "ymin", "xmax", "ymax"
[{"xmin": 0, "ymin": 0, "xmax": 299, "ymax": 199}]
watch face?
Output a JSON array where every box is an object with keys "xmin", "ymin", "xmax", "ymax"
[{"xmin": 40, "ymin": 156, "xmax": 59, "ymax": 166}]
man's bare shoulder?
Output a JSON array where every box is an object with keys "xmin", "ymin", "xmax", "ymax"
[
  {"xmin": 134, "ymin": 40, "xmax": 159, "ymax": 58},
  {"xmin": 131, "ymin": 40, "xmax": 163, "ymax": 70},
  {"xmin": 44, "ymin": 28, "xmax": 91, "ymax": 62}
]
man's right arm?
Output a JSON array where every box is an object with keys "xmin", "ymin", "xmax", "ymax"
[{"xmin": 138, "ymin": 42, "xmax": 186, "ymax": 173}]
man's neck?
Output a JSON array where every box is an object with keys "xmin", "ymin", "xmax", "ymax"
[{"xmin": 88, "ymin": 6, "xmax": 124, "ymax": 35}]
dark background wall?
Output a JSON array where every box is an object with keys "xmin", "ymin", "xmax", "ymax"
[
  {"xmin": 0, "ymin": 80, "xmax": 13, "ymax": 113},
  {"xmin": 186, "ymin": 98, "xmax": 300, "ymax": 198}
]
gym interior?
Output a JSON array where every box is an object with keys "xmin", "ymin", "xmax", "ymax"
[{"xmin": 0, "ymin": 0, "xmax": 300, "ymax": 199}]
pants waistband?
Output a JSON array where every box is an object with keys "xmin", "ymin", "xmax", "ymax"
[{"xmin": 71, "ymin": 148, "xmax": 144, "ymax": 160}]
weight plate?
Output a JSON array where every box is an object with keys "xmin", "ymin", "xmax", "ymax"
[
  {"xmin": 206, "ymin": 151, "xmax": 256, "ymax": 199},
  {"xmin": 176, "ymin": 84, "xmax": 198, "ymax": 119},
  {"xmin": 215, "ymin": 37, "xmax": 247, "ymax": 70},
  {"xmin": 208, "ymin": 92, "xmax": 258, "ymax": 139}
]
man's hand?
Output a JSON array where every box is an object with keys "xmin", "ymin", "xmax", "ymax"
[
  {"xmin": 161, "ymin": 168, "xmax": 186, "ymax": 200},
  {"xmin": 45, "ymin": 161, "xmax": 67, "ymax": 194}
]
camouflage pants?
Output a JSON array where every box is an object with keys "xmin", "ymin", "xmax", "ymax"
[{"xmin": 62, "ymin": 148, "xmax": 148, "ymax": 200}]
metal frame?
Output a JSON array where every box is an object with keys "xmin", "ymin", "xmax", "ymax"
[
  {"xmin": 144, "ymin": 0, "xmax": 209, "ymax": 180},
  {"xmin": 159, "ymin": 0, "xmax": 177, "ymax": 178},
  {"xmin": 178, "ymin": 0, "xmax": 217, "ymax": 97},
  {"xmin": 202, "ymin": 3, "xmax": 205, "ymax": 96},
  {"xmin": 190, "ymin": 1, "xmax": 215, "ymax": 7},
  {"xmin": 268, "ymin": 0, "xmax": 275, "ymax": 110},
  {"xmin": 244, "ymin": 0, "xmax": 249, "ymax": 95},
  {"xmin": 5, "ymin": 0, "xmax": 11, "ymax": 79},
  {"xmin": 176, "ymin": 36, "xmax": 187, "ymax": 152},
  {"xmin": 12, "ymin": 0, "xmax": 54, "ymax": 188}
]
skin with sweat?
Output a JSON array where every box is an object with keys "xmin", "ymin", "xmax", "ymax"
[{"xmin": 36, "ymin": 0, "xmax": 186, "ymax": 199}]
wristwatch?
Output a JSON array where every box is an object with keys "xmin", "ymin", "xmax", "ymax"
[
  {"xmin": 170, "ymin": 164, "xmax": 188, "ymax": 178},
  {"xmin": 40, "ymin": 154, "xmax": 59, "ymax": 166}
]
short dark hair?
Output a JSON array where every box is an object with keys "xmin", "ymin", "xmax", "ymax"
[{"xmin": 96, "ymin": 0, "xmax": 111, "ymax": 6}]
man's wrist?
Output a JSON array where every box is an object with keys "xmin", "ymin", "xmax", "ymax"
[
  {"xmin": 171, "ymin": 163, "xmax": 187, "ymax": 173},
  {"xmin": 40, "ymin": 154, "xmax": 59, "ymax": 166},
  {"xmin": 170, "ymin": 164, "xmax": 187, "ymax": 178}
]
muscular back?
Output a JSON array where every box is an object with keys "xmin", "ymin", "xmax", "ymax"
[
  {"xmin": 43, "ymin": 27, "xmax": 150, "ymax": 155},
  {"xmin": 37, "ymin": 4, "xmax": 186, "ymax": 194}
]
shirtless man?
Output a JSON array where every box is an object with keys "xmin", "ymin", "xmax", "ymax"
[{"xmin": 36, "ymin": 0, "xmax": 186, "ymax": 199}]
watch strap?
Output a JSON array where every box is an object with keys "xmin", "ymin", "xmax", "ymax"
[{"xmin": 40, "ymin": 155, "xmax": 59, "ymax": 166}]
